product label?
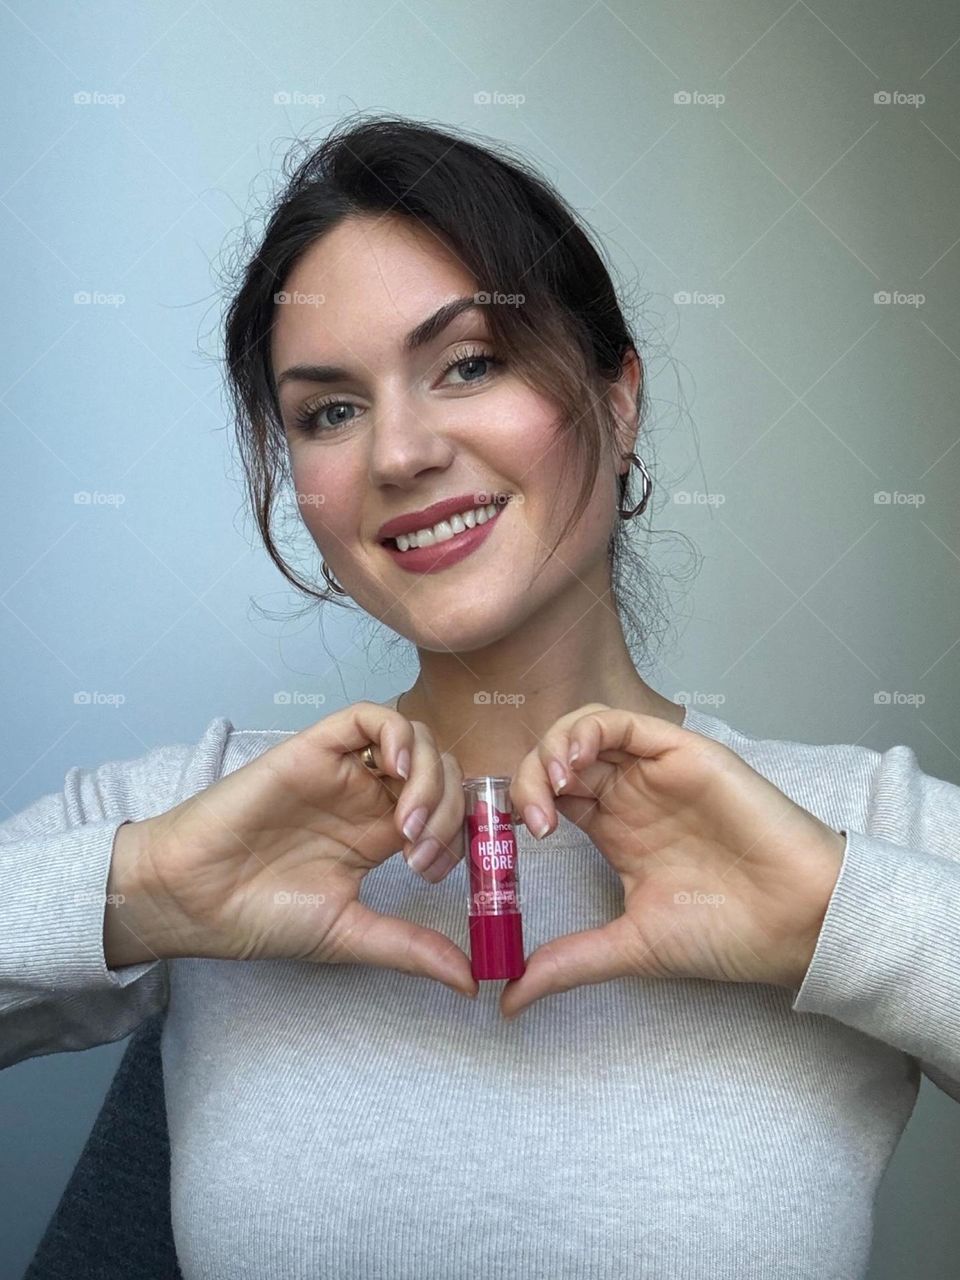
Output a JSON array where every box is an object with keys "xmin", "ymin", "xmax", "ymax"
[{"xmin": 466, "ymin": 799, "xmax": 521, "ymax": 916}]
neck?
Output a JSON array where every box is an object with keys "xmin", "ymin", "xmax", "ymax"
[{"xmin": 393, "ymin": 575, "xmax": 683, "ymax": 780}]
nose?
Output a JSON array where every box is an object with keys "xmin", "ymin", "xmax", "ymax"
[{"xmin": 368, "ymin": 393, "xmax": 455, "ymax": 489}]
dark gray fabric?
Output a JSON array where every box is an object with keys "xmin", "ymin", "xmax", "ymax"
[{"xmin": 23, "ymin": 1011, "xmax": 182, "ymax": 1280}]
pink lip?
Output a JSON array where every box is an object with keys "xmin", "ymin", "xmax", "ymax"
[
  {"xmin": 380, "ymin": 503, "xmax": 507, "ymax": 574},
  {"xmin": 376, "ymin": 490, "xmax": 506, "ymax": 542}
]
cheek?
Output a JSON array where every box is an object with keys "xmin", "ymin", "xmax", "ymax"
[{"xmin": 289, "ymin": 451, "xmax": 357, "ymax": 540}]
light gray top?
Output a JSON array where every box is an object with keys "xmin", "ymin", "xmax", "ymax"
[{"xmin": 3, "ymin": 694, "xmax": 960, "ymax": 1279}]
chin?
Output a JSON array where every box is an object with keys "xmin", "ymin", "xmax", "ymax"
[{"xmin": 403, "ymin": 600, "xmax": 522, "ymax": 654}]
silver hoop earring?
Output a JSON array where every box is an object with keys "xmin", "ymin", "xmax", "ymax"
[
  {"xmin": 618, "ymin": 451, "xmax": 653, "ymax": 519},
  {"xmin": 321, "ymin": 560, "xmax": 349, "ymax": 595}
]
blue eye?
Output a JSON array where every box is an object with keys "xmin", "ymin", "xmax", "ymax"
[{"xmin": 292, "ymin": 346, "xmax": 504, "ymax": 436}]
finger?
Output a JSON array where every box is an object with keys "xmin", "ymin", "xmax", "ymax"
[
  {"xmin": 325, "ymin": 701, "xmax": 414, "ymax": 774},
  {"xmin": 565, "ymin": 708, "xmax": 687, "ymax": 770},
  {"xmin": 404, "ymin": 750, "xmax": 466, "ymax": 883},
  {"xmin": 336, "ymin": 899, "xmax": 478, "ymax": 999},
  {"xmin": 392, "ymin": 720, "xmax": 447, "ymax": 847},
  {"xmin": 499, "ymin": 917, "xmax": 640, "ymax": 1019},
  {"xmin": 508, "ymin": 707, "xmax": 609, "ymax": 838}
]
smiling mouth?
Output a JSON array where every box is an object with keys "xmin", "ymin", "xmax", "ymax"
[{"xmin": 378, "ymin": 495, "xmax": 512, "ymax": 550}]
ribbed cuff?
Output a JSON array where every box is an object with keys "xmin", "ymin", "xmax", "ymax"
[
  {"xmin": 791, "ymin": 828, "xmax": 960, "ymax": 1070},
  {"xmin": 0, "ymin": 819, "xmax": 164, "ymax": 998}
]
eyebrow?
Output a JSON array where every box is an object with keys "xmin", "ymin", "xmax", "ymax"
[{"xmin": 275, "ymin": 294, "xmax": 484, "ymax": 391}]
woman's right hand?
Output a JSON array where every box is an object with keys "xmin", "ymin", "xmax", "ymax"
[{"xmin": 109, "ymin": 701, "xmax": 477, "ymax": 997}]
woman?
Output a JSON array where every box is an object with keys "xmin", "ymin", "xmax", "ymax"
[{"xmin": 4, "ymin": 114, "xmax": 960, "ymax": 1280}]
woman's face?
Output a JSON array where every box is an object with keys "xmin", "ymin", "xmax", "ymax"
[{"xmin": 270, "ymin": 213, "xmax": 626, "ymax": 653}]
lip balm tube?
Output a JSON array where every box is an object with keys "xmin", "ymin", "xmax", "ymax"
[{"xmin": 462, "ymin": 776, "xmax": 525, "ymax": 980}]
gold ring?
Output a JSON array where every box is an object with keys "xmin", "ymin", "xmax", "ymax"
[{"xmin": 359, "ymin": 743, "xmax": 387, "ymax": 776}]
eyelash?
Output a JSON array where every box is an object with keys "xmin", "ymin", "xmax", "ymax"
[{"xmin": 292, "ymin": 345, "xmax": 504, "ymax": 436}]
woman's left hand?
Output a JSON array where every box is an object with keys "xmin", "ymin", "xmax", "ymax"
[{"xmin": 502, "ymin": 705, "xmax": 846, "ymax": 1020}]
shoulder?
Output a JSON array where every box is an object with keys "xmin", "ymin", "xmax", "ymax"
[
  {"xmin": 683, "ymin": 706, "xmax": 881, "ymax": 799},
  {"xmin": 686, "ymin": 707, "xmax": 960, "ymax": 850}
]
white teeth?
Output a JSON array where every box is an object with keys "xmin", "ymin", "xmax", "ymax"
[{"xmin": 393, "ymin": 501, "xmax": 504, "ymax": 551}]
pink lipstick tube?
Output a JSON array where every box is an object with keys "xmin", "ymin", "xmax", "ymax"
[{"xmin": 462, "ymin": 776, "xmax": 526, "ymax": 980}]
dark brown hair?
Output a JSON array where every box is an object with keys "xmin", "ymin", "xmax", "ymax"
[{"xmin": 222, "ymin": 112, "xmax": 686, "ymax": 664}]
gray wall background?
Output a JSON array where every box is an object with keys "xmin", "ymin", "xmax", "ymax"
[{"xmin": 2, "ymin": 0, "xmax": 959, "ymax": 1274}]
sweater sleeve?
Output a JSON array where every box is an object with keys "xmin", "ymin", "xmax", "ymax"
[
  {"xmin": 0, "ymin": 717, "xmax": 233, "ymax": 1069},
  {"xmin": 790, "ymin": 742, "xmax": 960, "ymax": 1103}
]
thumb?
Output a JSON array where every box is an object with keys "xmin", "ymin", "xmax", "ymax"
[
  {"xmin": 500, "ymin": 918, "xmax": 638, "ymax": 1019},
  {"xmin": 335, "ymin": 900, "xmax": 478, "ymax": 999}
]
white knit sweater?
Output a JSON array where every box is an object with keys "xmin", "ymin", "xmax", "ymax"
[{"xmin": 2, "ymin": 694, "xmax": 959, "ymax": 1279}]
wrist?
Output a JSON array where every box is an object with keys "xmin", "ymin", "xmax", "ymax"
[
  {"xmin": 103, "ymin": 819, "xmax": 198, "ymax": 966},
  {"xmin": 777, "ymin": 826, "xmax": 846, "ymax": 989}
]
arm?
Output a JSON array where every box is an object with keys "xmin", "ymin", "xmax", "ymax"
[
  {"xmin": 0, "ymin": 717, "xmax": 232, "ymax": 1068},
  {"xmin": 790, "ymin": 742, "xmax": 960, "ymax": 1102}
]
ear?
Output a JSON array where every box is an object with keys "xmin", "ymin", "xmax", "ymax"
[{"xmin": 607, "ymin": 347, "xmax": 643, "ymax": 472}]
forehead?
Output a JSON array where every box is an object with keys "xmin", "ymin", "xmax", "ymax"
[{"xmin": 270, "ymin": 215, "xmax": 478, "ymax": 366}]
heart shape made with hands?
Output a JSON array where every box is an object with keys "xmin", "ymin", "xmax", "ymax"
[{"xmin": 481, "ymin": 703, "xmax": 844, "ymax": 1022}]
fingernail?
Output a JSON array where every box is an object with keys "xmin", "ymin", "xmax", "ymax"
[
  {"xmin": 548, "ymin": 758, "xmax": 567, "ymax": 793},
  {"xmin": 523, "ymin": 804, "xmax": 551, "ymax": 839},
  {"xmin": 402, "ymin": 806, "xmax": 429, "ymax": 843},
  {"xmin": 408, "ymin": 835, "xmax": 441, "ymax": 874},
  {"xmin": 568, "ymin": 742, "xmax": 580, "ymax": 764},
  {"xmin": 396, "ymin": 747, "xmax": 410, "ymax": 779},
  {"xmin": 420, "ymin": 850, "xmax": 458, "ymax": 882}
]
